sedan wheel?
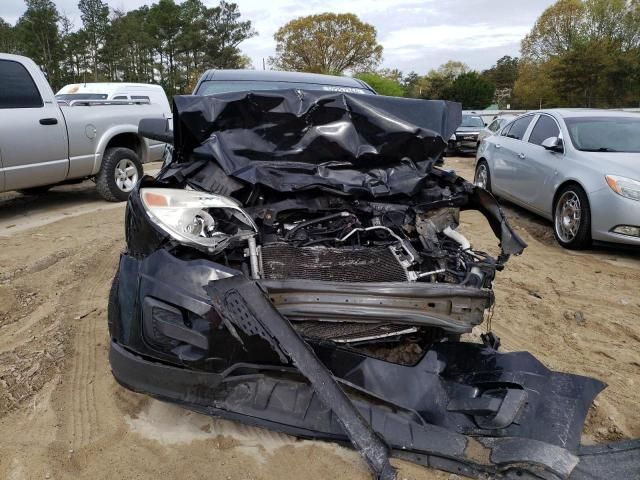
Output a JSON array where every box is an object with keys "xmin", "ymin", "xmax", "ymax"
[
  {"xmin": 554, "ymin": 191, "xmax": 581, "ymax": 242},
  {"xmin": 474, "ymin": 161, "xmax": 491, "ymax": 192},
  {"xmin": 553, "ymin": 185, "xmax": 591, "ymax": 249}
]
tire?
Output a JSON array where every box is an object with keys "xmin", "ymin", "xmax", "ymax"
[
  {"xmin": 96, "ymin": 147, "xmax": 142, "ymax": 202},
  {"xmin": 553, "ymin": 184, "xmax": 591, "ymax": 249},
  {"xmin": 474, "ymin": 160, "xmax": 492, "ymax": 192},
  {"xmin": 18, "ymin": 185, "xmax": 53, "ymax": 195}
]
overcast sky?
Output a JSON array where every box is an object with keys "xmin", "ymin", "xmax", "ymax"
[{"xmin": 1, "ymin": 0, "xmax": 556, "ymax": 73}]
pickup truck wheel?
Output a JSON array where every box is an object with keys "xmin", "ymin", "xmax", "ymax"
[{"xmin": 97, "ymin": 147, "xmax": 142, "ymax": 202}]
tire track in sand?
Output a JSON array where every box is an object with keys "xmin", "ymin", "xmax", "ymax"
[{"xmin": 66, "ymin": 241, "xmax": 119, "ymax": 450}]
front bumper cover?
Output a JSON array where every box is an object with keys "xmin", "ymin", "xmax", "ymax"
[{"xmin": 109, "ymin": 250, "xmax": 640, "ymax": 480}]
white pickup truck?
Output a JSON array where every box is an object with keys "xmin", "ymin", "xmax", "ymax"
[{"xmin": 0, "ymin": 54, "xmax": 170, "ymax": 201}]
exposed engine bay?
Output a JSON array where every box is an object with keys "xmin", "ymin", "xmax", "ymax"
[
  {"xmin": 136, "ymin": 91, "xmax": 526, "ymax": 352},
  {"xmin": 139, "ymin": 178, "xmax": 509, "ymax": 350},
  {"xmin": 110, "ymin": 91, "xmax": 639, "ymax": 480}
]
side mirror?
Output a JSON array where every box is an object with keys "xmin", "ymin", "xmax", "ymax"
[
  {"xmin": 541, "ymin": 136, "xmax": 563, "ymax": 153},
  {"xmin": 139, "ymin": 118, "xmax": 173, "ymax": 144}
]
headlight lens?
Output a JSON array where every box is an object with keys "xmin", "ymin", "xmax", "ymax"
[
  {"xmin": 140, "ymin": 188, "xmax": 257, "ymax": 253},
  {"xmin": 605, "ymin": 175, "xmax": 640, "ymax": 201}
]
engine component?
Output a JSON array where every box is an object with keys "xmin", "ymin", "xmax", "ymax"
[
  {"xmin": 260, "ymin": 244, "xmax": 408, "ymax": 282},
  {"xmin": 443, "ymin": 226, "xmax": 471, "ymax": 250}
]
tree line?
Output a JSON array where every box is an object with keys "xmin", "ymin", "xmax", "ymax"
[
  {"xmin": 0, "ymin": 0, "xmax": 255, "ymax": 96},
  {"xmin": 1, "ymin": 0, "xmax": 638, "ymax": 109},
  {"xmin": 270, "ymin": 1, "xmax": 639, "ymax": 109}
]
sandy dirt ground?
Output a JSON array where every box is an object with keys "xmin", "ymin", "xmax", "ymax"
[{"xmin": 0, "ymin": 157, "xmax": 638, "ymax": 480}]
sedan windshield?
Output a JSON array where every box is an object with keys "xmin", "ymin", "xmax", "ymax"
[
  {"xmin": 196, "ymin": 80, "xmax": 373, "ymax": 96},
  {"xmin": 565, "ymin": 116, "xmax": 640, "ymax": 153},
  {"xmin": 460, "ymin": 115, "xmax": 484, "ymax": 128}
]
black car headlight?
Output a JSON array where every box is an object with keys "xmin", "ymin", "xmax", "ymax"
[{"xmin": 140, "ymin": 188, "xmax": 257, "ymax": 253}]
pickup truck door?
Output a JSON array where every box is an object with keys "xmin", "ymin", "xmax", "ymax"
[{"xmin": 0, "ymin": 59, "xmax": 68, "ymax": 191}]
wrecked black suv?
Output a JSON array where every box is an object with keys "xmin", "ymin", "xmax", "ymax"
[{"xmin": 108, "ymin": 90, "xmax": 639, "ymax": 480}]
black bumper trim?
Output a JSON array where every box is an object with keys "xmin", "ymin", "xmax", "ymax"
[{"xmin": 110, "ymin": 341, "xmax": 606, "ymax": 480}]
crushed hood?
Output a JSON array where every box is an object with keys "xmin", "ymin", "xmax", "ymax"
[{"xmin": 171, "ymin": 90, "xmax": 461, "ymax": 197}]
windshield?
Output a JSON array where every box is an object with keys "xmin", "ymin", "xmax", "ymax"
[
  {"xmin": 196, "ymin": 80, "xmax": 373, "ymax": 96},
  {"xmin": 56, "ymin": 93, "xmax": 108, "ymax": 101},
  {"xmin": 565, "ymin": 116, "xmax": 640, "ymax": 152},
  {"xmin": 460, "ymin": 115, "xmax": 485, "ymax": 128}
]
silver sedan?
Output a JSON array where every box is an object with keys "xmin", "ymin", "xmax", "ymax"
[{"xmin": 475, "ymin": 109, "xmax": 640, "ymax": 249}]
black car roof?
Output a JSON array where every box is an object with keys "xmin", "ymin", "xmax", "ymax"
[{"xmin": 196, "ymin": 69, "xmax": 373, "ymax": 91}]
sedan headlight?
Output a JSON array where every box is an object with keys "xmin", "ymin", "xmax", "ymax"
[
  {"xmin": 140, "ymin": 188, "xmax": 257, "ymax": 253},
  {"xmin": 605, "ymin": 175, "xmax": 640, "ymax": 201}
]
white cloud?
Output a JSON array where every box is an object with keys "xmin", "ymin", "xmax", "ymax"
[{"xmin": 382, "ymin": 24, "xmax": 530, "ymax": 63}]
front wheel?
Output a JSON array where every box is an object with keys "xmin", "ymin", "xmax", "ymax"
[
  {"xmin": 553, "ymin": 185, "xmax": 591, "ymax": 249},
  {"xmin": 96, "ymin": 147, "xmax": 143, "ymax": 202},
  {"xmin": 474, "ymin": 160, "xmax": 492, "ymax": 192}
]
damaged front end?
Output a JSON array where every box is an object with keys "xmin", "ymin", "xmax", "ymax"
[{"xmin": 109, "ymin": 91, "xmax": 639, "ymax": 479}]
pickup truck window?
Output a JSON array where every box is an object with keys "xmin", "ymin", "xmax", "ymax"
[
  {"xmin": 56, "ymin": 93, "xmax": 108, "ymax": 102},
  {"xmin": 0, "ymin": 59, "xmax": 43, "ymax": 109}
]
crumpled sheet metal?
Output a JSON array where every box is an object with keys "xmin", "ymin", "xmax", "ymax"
[{"xmin": 171, "ymin": 91, "xmax": 461, "ymax": 197}]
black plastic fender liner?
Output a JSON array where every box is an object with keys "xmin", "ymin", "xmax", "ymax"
[
  {"xmin": 108, "ymin": 251, "xmax": 639, "ymax": 479},
  {"xmin": 109, "ymin": 340, "xmax": 640, "ymax": 480},
  {"xmin": 204, "ymin": 275, "xmax": 398, "ymax": 480},
  {"xmin": 569, "ymin": 440, "xmax": 640, "ymax": 479},
  {"xmin": 110, "ymin": 341, "xmax": 224, "ymax": 402}
]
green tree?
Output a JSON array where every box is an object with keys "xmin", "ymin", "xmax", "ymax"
[
  {"xmin": 355, "ymin": 72, "xmax": 404, "ymax": 96},
  {"xmin": 148, "ymin": 0, "xmax": 183, "ymax": 95},
  {"xmin": 14, "ymin": 0, "xmax": 62, "ymax": 86},
  {"xmin": 401, "ymin": 71, "xmax": 421, "ymax": 97},
  {"xmin": 512, "ymin": 60, "xmax": 561, "ymax": 108},
  {"xmin": 270, "ymin": 13, "xmax": 383, "ymax": 74},
  {"xmin": 417, "ymin": 61, "xmax": 471, "ymax": 99},
  {"xmin": 176, "ymin": 0, "xmax": 208, "ymax": 89},
  {"xmin": 482, "ymin": 56, "xmax": 519, "ymax": 108},
  {"xmin": 78, "ymin": 0, "xmax": 110, "ymax": 81},
  {"xmin": 0, "ymin": 18, "xmax": 18, "ymax": 53},
  {"xmin": 441, "ymin": 71, "xmax": 495, "ymax": 109},
  {"xmin": 5, "ymin": 0, "xmax": 256, "ymax": 97},
  {"xmin": 518, "ymin": 0, "xmax": 640, "ymax": 107},
  {"xmin": 436, "ymin": 60, "xmax": 469, "ymax": 79},
  {"xmin": 201, "ymin": 1, "xmax": 256, "ymax": 69},
  {"xmin": 521, "ymin": 0, "xmax": 585, "ymax": 61},
  {"xmin": 482, "ymin": 55, "xmax": 519, "ymax": 90}
]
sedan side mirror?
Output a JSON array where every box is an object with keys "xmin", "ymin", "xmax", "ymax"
[
  {"xmin": 139, "ymin": 118, "xmax": 173, "ymax": 144},
  {"xmin": 542, "ymin": 136, "xmax": 563, "ymax": 153}
]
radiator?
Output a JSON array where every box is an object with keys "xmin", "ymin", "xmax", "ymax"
[{"xmin": 260, "ymin": 243, "xmax": 408, "ymax": 282}]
